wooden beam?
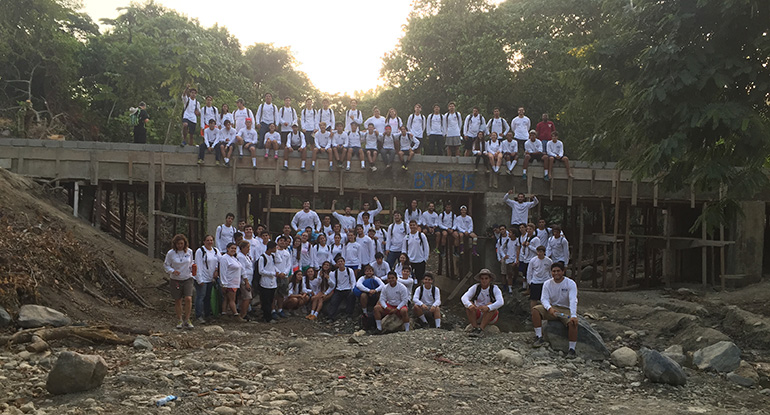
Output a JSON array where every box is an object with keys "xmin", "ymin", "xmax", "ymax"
[
  {"xmin": 147, "ymin": 154, "xmax": 156, "ymax": 258},
  {"xmin": 153, "ymin": 210, "xmax": 201, "ymax": 222}
]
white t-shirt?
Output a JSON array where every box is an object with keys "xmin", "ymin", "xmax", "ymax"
[
  {"xmin": 511, "ymin": 116, "xmax": 531, "ymax": 141},
  {"xmin": 264, "ymin": 131, "xmax": 281, "ymax": 143},
  {"xmin": 233, "ymin": 108, "xmax": 253, "ymax": 130},
  {"xmin": 237, "ymin": 127, "xmax": 258, "ymax": 144},
  {"xmin": 363, "ymin": 116, "xmax": 387, "ymax": 134},
  {"xmin": 182, "ymin": 95, "xmax": 199, "ymax": 123}
]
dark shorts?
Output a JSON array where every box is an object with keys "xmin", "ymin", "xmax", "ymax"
[
  {"xmin": 182, "ymin": 119, "xmax": 197, "ymax": 134},
  {"xmin": 518, "ymin": 262, "xmax": 529, "ymax": 276},
  {"xmin": 170, "ymin": 278, "xmax": 194, "ymax": 300},
  {"xmin": 289, "ymin": 144, "xmax": 304, "ymax": 151},
  {"xmin": 529, "ymin": 283, "xmax": 544, "ymax": 301},
  {"xmin": 243, "ymin": 142, "xmax": 256, "ymax": 150},
  {"xmin": 552, "ymin": 156, "xmax": 565, "ymax": 163},
  {"xmin": 528, "ymin": 153, "xmax": 543, "ymax": 162},
  {"xmin": 503, "ymin": 152, "xmax": 517, "ymax": 159},
  {"xmin": 462, "ymin": 137, "xmax": 475, "ymax": 150},
  {"xmin": 366, "ymin": 149, "xmax": 377, "ymax": 156},
  {"xmin": 277, "ymin": 277, "xmax": 289, "ymax": 297}
]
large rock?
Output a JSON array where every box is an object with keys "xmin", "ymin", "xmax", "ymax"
[
  {"xmin": 639, "ymin": 347, "xmax": 687, "ymax": 386},
  {"xmin": 0, "ymin": 307, "xmax": 11, "ymax": 327},
  {"xmin": 495, "ymin": 349, "xmax": 524, "ymax": 366},
  {"xmin": 544, "ymin": 316, "xmax": 610, "ymax": 361},
  {"xmin": 132, "ymin": 336, "xmax": 153, "ymax": 351},
  {"xmin": 17, "ymin": 305, "xmax": 71, "ymax": 328},
  {"xmin": 727, "ymin": 361, "xmax": 759, "ymax": 387},
  {"xmin": 692, "ymin": 341, "xmax": 741, "ymax": 373},
  {"xmin": 662, "ymin": 345, "xmax": 686, "ymax": 366},
  {"xmin": 671, "ymin": 325, "xmax": 731, "ymax": 353},
  {"xmin": 611, "ymin": 347, "xmax": 638, "ymax": 368},
  {"xmin": 46, "ymin": 351, "xmax": 108, "ymax": 394},
  {"xmin": 381, "ymin": 314, "xmax": 404, "ymax": 334}
]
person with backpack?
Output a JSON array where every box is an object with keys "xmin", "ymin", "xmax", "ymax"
[
  {"xmin": 485, "ymin": 132, "xmax": 504, "ymax": 174},
  {"xmin": 345, "ymin": 99, "xmax": 363, "ymax": 131},
  {"xmin": 363, "ymin": 123, "xmax": 380, "ymax": 172},
  {"xmin": 181, "ymin": 85, "xmax": 201, "ymax": 147},
  {"xmin": 236, "ymin": 241, "xmax": 254, "ymax": 321},
  {"xmin": 486, "ymin": 108, "xmax": 510, "ymax": 140},
  {"xmin": 379, "ymin": 125, "xmax": 398, "ymax": 171},
  {"xmin": 278, "ymin": 96, "xmax": 297, "ymax": 148},
  {"xmin": 546, "ymin": 225, "xmax": 570, "ymax": 266},
  {"xmin": 412, "ymin": 272, "xmax": 441, "ymax": 328},
  {"xmin": 454, "ymin": 205, "xmax": 479, "ymax": 257},
  {"xmin": 437, "ymin": 203, "xmax": 456, "ymax": 257},
  {"xmin": 384, "ymin": 108, "xmax": 403, "ymax": 136},
  {"xmin": 443, "ymin": 101, "xmax": 463, "ymax": 157},
  {"xmin": 463, "ymin": 107, "xmax": 487, "ymax": 156},
  {"xmin": 344, "ymin": 122, "xmax": 365, "ymax": 171},
  {"xmin": 317, "ymin": 98, "xmax": 335, "ymax": 133},
  {"xmin": 402, "ymin": 220, "xmax": 430, "ymax": 284},
  {"xmin": 256, "ymin": 93, "xmax": 279, "ymax": 148},
  {"xmin": 198, "ymin": 118, "xmax": 221, "ymax": 165},
  {"xmin": 406, "ymin": 103, "xmax": 426, "ymax": 145},
  {"xmin": 326, "ymin": 255, "xmax": 357, "ymax": 321},
  {"xmin": 218, "ymin": 120, "xmax": 238, "ymax": 167},
  {"xmin": 236, "ymin": 118, "xmax": 259, "ymax": 168},
  {"xmin": 200, "ymin": 95, "xmax": 219, "ymax": 135},
  {"xmin": 397, "ymin": 125, "xmax": 420, "ymax": 171},
  {"xmin": 531, "ymin": 262, "xmax": 579, "ymax": 359},
  {"xmin": 218, "ymin": 103, "xmax": 233, "ymax": 130},
  {"xmin": 216, "ymin": 213, "xmax": 236, "ymax": 252},
  {"xmin": 404, "ymin": 199, "xmax": 422, "ymax": 225},
  {"xmin": 283, "ymin": 123, "xmax": 308, "ymax": 171},
  {"xmin": 496, "ymin": 225, "xmax": 516, "ymax": 294},
  {"xmin": 194, "ymin": 235, "xmax": 220, "ymax": 323},
  {"xmin": 426, "ymin": 104, "xmax": 444, "ymax": 156},
  {"xmin": 256, "ymin": 241, "xmax": 279, "ymax": 323},
  {"xmin": 461, "ymin": 269, "xmax": 504, "ymax": 336},
  {"xmin": 500, "ymin": 131, "xmax": 519, "ymax": 175},
  {"xmin": 311, "ymin": 121, "xmax": 333, "ymax": 171},
  {"xmin": 385, "ymin": 212, "xmax": 408, "ymax": 268},
  {"xmin": 218, "ymin": 242, "xmax": 242, "ymax": 321},
  {"xmin": 353, "ymin": 264, "xmax": 383, "ymax": 319},
  {"xmin": 330, "ymin": 121, "xmax": 348, "ymax": 170},
  {"xmin": 301, "ymin": 98, "xmax": 318, "ymax": 146},
  {"xmin": 131, "ymin": 102, "xmax": 150, "ymax": 144},
  {"xmin": 374, "ymin": 271, "xmax": 411, "ymax": 333},
  {"xmin": 233, "ymin": 98, "xmax": 253, "ymax": 131},
  {"xmin": 515, "ymin": 223, "xmax": 541, "ymax": 292}
]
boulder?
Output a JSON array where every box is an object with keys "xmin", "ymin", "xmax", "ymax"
[
  {"xmin": 203, "ymin": 325, "xmax": 225, "ymax": 334},
  {"xmin": 0, "ymin": 307, "xmax": 11, "ymax": 327},
  {"xmin": 662, "ymin": 345, "xmax": 686, "ymax": 366},
  {"xmin": 727, "ymin": 361, "xmax": 759, "ymax": 388},
  {"xmin": 45, "ymin": 351, "xmax": 108, "ymax": 394},
  {"xmin": 132, "ymin": 336, "xmax": 153, "ymax": 351},
  {"xmin": 381, "ymin": 314, "xmax": 404, "ymax": 334},
  {"xmin": 544, "ymin": 316, "xmax": 609, "ymax": 361},
  {"xmin": 17, "ymin": 305, "xmax": 71, "ymax": 328},
  {"xmin": 639, "ymin": 347, "xmax": 687, "ymax": 386},
  {"xmin": 610, "ymin": 347, "xmax": 638, "ymax": 368},
  {"xmin": 692, "ymin": 341, "xmax": 741, "ymax": 373},
  {"xmin": 671, "ymin": 325, "xmax": 730, "ymax": 353},
  {"xmin": 495, "ymin": 349, "xmax": 524, "ymax": 366}
]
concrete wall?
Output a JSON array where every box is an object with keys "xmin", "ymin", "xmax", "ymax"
[{"xmin": 727, "ymin": 201, "xmax": 766, "ymax": 284}]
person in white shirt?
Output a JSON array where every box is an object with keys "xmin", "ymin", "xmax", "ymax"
[
  {"xmin": 243, "ymin": 224, "xmax": 261, "ymax": 258},
  {"xmin": 236, "ymin": 118, "xmax": 260, "ymax": 168},
  {"xmin": 330, "ymin": 122, "xmax": 348, "ymax": 169},
  {"xmin": 384, "ymin": 108, "xmax": 403, "ymax": 136},
  {"xmin": 194, "ymin": 235, "xmax": 219, "ymax": 323},
  {"xmin": 342, "ymin": 231, "xmax": 363, "ymax": 270},
  {"xmin": 357, "ymin": 225, "xmax": 376, "ymax": 266},
  {"xmin": 397, "ymin": 125, "xmax": 420, "ymax": 170},
  {"xmin": 272, "ymin": 236, "xmax": 292, "ymax": 319},
  {"xmin": 374, "ymin": 271, "xmax": 411, "ymax": 332},
  {"xmin": 420, "ymin": 202, "xmax": 440, "ymax": 245},
  {"xmin": 218, "ymin": 103, "xmax": 234, "ymax": 130},
  {"xmin": 345, "ymin": 122, "xmax": 365, "ymax": 171},
  {"xmin": 486, "ymin": 108, "xmax": 510, "ymax": 139},
  {"xmin": 461, "ymin": 269, "xmax": 504, "ymax": 335},
  {"xmin": 200, "ymin": 95, "xmax": 219, "ymax": 135},
  {"xmin": 444, "ymin": 101, "xmax": 462, "ymax": 156},
  {"xmin": 232, "ymin": 99, "xmax": 253, "ymax": 131},
  {"xmin": 378, "ymin": 125, "xmax": 397, "ymax": 170},
  {"xmin": 311, "ymin": 121, "xmax": 333, "ymax": 171},
  {"xmin": 327, "ymin": 255, "xmax": 357, "ymax": 321},
  {"xmin": 283, "ymin": 123, "xmax": 308, "ymax": 171},
  {"xmin": 471, "ymin": 131, "xmax": 491, "ymax": 172},
  {"xmin": 363, "ymin": 123, "xmax": 380, "ymax": 171},
  {"xmin": 284, "ymin": 269, "xmax": 311, "ymax": 311},
  {"xmin": 386, "ymin": 211, "xmax": 409, "ymax": 267},
  {"xmin": 511, "ymin": 106, "xmax": 531, "ymax": 143},
  {"xmin": 236, "ymin": 241, "xmax": 254, "ymax": 321},
  {"xmin": 198, "ymin": 119, "xmax": 221, "ymax": 165},
  {"xmin": 546, "ymin": 225, "xmax": 570, "ymax": 265},
  {"xmin": 252, "ymin": 231, "xmax": 270, "ymax": 258},
  {"xmin": 531, "ymin": 262, "xmax": 579, "ymax": 358},
  {"xmin": 357, "ymin": 197, "xmax": 382, "ymax": 225},
  {"xmin": 526, "ymin": 245, "xmax": 553, "ymax": 309},
  {"xmin": 353, "ymin": 264, "xmax": 383, "ymax": 317},
  {"xmin": 437, "ymin": 203, "xmax": 456, "ymax": 257},
  {"xmin": 485, "ymin": 132, "xmax": 503, "ymax": 173},
  {"xmin": 515, "ymin": 223, "xmax": 541, "ymax": 290},
  {"xmin": 412, "ymin": 273, "xmax": 441, "ymax": 328},
  {"xmin": 363, "ymin": 106, "xmax": 387, "ymax": 134},
  {"xmin": 503, "ymin": 190, "xmax": 539, "ymax": 229},
  {"xmin": 345, "ymin": 99, "xmax": 363, "ymax": 132},
  {"xmin": 165, "ymin": 234, "xmax": 195, "ymax": 329},
  {"xmin": 402, "ymin": 220, "xmax": 430, "ymax": 283},
  {"xmin": 317, "ymin": 98, "xmax": 335, "ymax": 132},
  {"xmin": 307, "ymin": 265, "xmax": 334, "ymax": 320},
  {"xmin": 215, "ymin": 213, "xmax": 236, "ymax": 252},
  {"xmin": 500, "ymin": 132, "xmax": 519, "ymax": 175},
  {"xmin": 523, "ymin": 130, "xmax": 548, "ymax": 181},
  {"xmin": 330, "ymin": 199, "xmax": 357, "ymax": 234},
  {"xmin": 256, "ymin": 93, "xmax": 279, "ymax": 148},
  {"xmin": 463, "ymin": 107, "xmax": 487, "ymax": 156},
  {"xmin": 426, "ymin": 104, "xmax": 445, "ymax": 156},
  {"xmin": 496, "ymin": 225, "xmax": 517, "ymax": 294},
  {"xmin": 263, "ymin": 123, "xmax": 281, "ymax": 160},
  {"xmin": 218, "ymin": 120, "xmax": 238, "ymax": 167},
  {"xmin": 536, "ymin": 219, "xmax": 552, "ymax": 243},
  {"xmin": 406, "ymin": 103, "xmax": 426, "ymax": 141},
  {"xmin": 218, "ymin": 242, "xmax": 242, "ymax": 320},
  {"xmin": 301, "ymin": 98, "xmax": 318, "ymax": 146},
  {"xmin": 454, "ymin": 205, "xmax": 479, "ymax": 257},
  {"xmin": 311, "ymin": 233, "xmax": 333, "ymax": 269},
  {"xmin": 292, "ymin": 201, "xmax": 321, "ymax": 233},
  {"xmin": 546, "ymin": 131, "xmax": 572, "ymax": 178},
  {"xmin": 256, "ymin": 241, "xmax": 279, "ymax": 322},
  {"xmin": 278, "ymin": 96, "xmax": 298, "ymax": 147},
  {"xmin": 370, "ymin": 252, "xmax": 391, "ymax": 281},
  {"xmin": 372, "ymin": 219, "xmax": 388, "ymax": 254},
  {"xmin": 404, "ymin": 199, "xmax": 422, "ymax": 225},
  {"xmin": 397, "ymin": 264, "xmax": 415, "ymax": 296},
  {"xmin": 180, "ymin": 85, "xmax": 200, "ymax": 147}
]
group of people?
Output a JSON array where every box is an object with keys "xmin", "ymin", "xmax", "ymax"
[
  {"xmin": 161, "ymin": 193, "xmax": 580, "ymax": 356},
  {"xmin": 175, "ymin": 87, "xmax": 571, "ymax": 179}
]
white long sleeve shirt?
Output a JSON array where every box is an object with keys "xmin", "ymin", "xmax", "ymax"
[
  {"xmin": 345, "ymin": 109, "xmax": 363, "ymax": 131},
  {"xmin": 358, "ymin": 235, "xmax": 376, "ymax": 265},
  {"xmin": 454, "ymin": 215, "xmax": 474, "ymax": 234},
  {"xmin": 345, "ymin": 130, "xmax": 362, "ymax": 148},
  {"xmin": 332, "ymin": 212, "xmax": 357, "ymax": 233},
  {"xmin": 500, "ymin": 139, "xmax": 518, "ymax": 154},
  {"xmin": 257, "ymin": 253, "xmax": 278, "ymax": 289},
  {"xmin": 331, "ymin": 267, "xmax": 357, "ymax": 291},
  {"xmin": 301, "ymin": 108, "xmax": 318, "ymax": 132},
  {"xmin": 487, "ymin": 117, "xmax": 510, "ymax": 137},
  {"xmin": 218, "ymin": 112, "xmax": 234, "ymax": 129},
  {"xmin": 503, "ymin": 194, "xmax": 539, "ymax": 225},
  {"xmin": 438, "ymin": 211, "xmax": 455, "ymax": 230},
  {"xmin": 237, "ymin": 252, "xmax": 254, "ymax": 285},
  {"xmin": 194, "ymin": 246, "xmax": 220, "ymax": 284},
  {"xmin": 202, "ymin": 128, "xmax": 220, "ymax": 148},
  {"xmin": 546, "ymin": 140, "xmax": 565, "ymax": 158},
  {"xmin": 399, "ymin": 134, "xmax": 420, "ymax": 151},
  {"xmin": 546, "ymin": 235, "xmax": 570, "ymax": 265},
  {"xmin": 541, "ymin": 277, "xmax": 578, "ymax": 318},
  {"xmin": 406, "ymin": 114, "xmax": 426, "ymax": 138},
  {"xmin": 317, "ymin": 108, "xmax": 335, "ymax": 131},
  {"xmin": 461, "ymin": 283, "xmax": 504, "ymax": 311},
  {"xmin": 288, "ymin": 279, "xmax": 311, "ymax": 296},
  {"xmin": 385, "ymin": 117, "xmax": 403, "ymax": 134},
  {"xmin": 215, "ymin": 224, "xmax": 235, "ymax": 252},
  {"xmin": 527, "ymin": 256, "xmax": 553, "ymax": 285},
  {"xmin": 420, "ymin": 211, "xmax": 439, "ymax": 227},
  {"xmin": 286, "ymin": 131, "xmax": 306, "ymax": 148},
  {"xmin": 379, "ymin": 282, "xmax": 410, "ymax": 308},
  {"xmin": 370, "ymin": 260, "xmax": 391, "ymax": 280},
  {"xmin": 486, "ymin": 139, "xmax": 502, "ymax": 154},
  {"xmin": 404, "ymin": 209, "xmax": 422, "ymax": 225},
  {"xmin": 311, "ymin": 243, "xmax": 333, "ymax": 269},
  {"xmin": 331, "ymin": 130, "xmax": 347, "ymax": 147},
  {"xmin": 387, "ymin": 221, "xmax": 409, "ymax": 252},
  {"xmin": 524, "ymin": 139, "xmax": 541, "ymax": 154},
  {"xmin": 463, "ymin": 114, "xmax": 487, "ymax": 137},
  {"xmin": 515, "ymin": 235, "xmax": 541, "ymax": 263},
  {"xmin": 443, "ymin": 112, "xmax": 462, "ymax": 136},
  {"xmin": 255, "ymin": 102, "xmax": 279, "ymax": 125},
  {"xmin": 164, "ymin": 248, "xmax": 194, "ymax": 281},
  {"xmin": 200, "ymin": 105, "xmax": 219, "ymax": 126},
  {"xmin": 342, "ymin": 240, "xmax": 362, "ymax": 266},
  {"xmin": 363, "ymin": 132, "xmax": 379, "ymax": 150},
  {"xmin": 401, "ymin": 231, "xmax": 430, "ymax": 263},
  {"xmin": 278, "ymin": 106, "xmax": 297, "ymax": 132},
  {"xmin": 380, "ymin": 133, "xmax": 397, "ymax": 150},
  {"xmin": 498, "ymin": 237, "xmax": 516, "ymax": 264},
  {"xmin": 426, "ymin": 114, "xmax": 444, "ymax": 135},
  {"xmin": 264, "ymin": 131, "xmax": 281, "ymax": 143},
  {"xmin": 218, "ymin": 254, "xmax": 242, "ymax": 289},
  {"xmin": 237, "ymin": 127, "xmax": 259, "ymax": 145},
  {"xmin": 291, "ymin": 209, "xmax": 321, "ymax": 232},
  {"xmin": 274, "ymin": 248, "xmax": 293, "ymax": 277},
  {"xmin": 413, "ymin": 284, "xmax": 441, "ymax": 307},
  {"xmin": 511, "ymin": 115, "xmax": 531, "ymax": 141},
  {"xmin": 364, "ymin": 116, "xmax": 387, "ymax": 134},
  {"xmin": 314, "ymin": 131, "xmax": 332, "ymax": 149},
  {"xmin": 219, "ymin": 127, "xmax": 237, "ymax": 147},
  {"xmin": 233, "ymin": 108, "xmax": 254, "ymax": 130},
  {"xmin": 357, "ymin": 200, "xmax": 383, "ymax": 225}
]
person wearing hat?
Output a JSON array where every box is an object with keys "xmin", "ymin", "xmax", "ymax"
[
  {"xmin": 461, "ymin": 269, "xmax": 504, "ymax": 335},
  {"xmin": 531, "ymin": 262, "xmax": 578, "ymax": 358},
  {"xmin": 283, "ymin": 122, "xmax": 307, "ymax": 171},
  {"xmin": 236, "ymin": 117, "xmax": 259, "ymax": 168}
]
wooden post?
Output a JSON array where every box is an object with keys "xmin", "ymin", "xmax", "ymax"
[
  {"xmin": 601, "ymin": 202, "xmax": 608, "ymax": 289},
  {"xmin": 119, "ymin": 188, "xmax": 127, "ymax": 240},
  {"xmin": 612, "ymin": 199, "xmax": 620, "ymax": 291},
  {"xmin": 662, "ymin": 206, "xmax": 670, "ymax": 287},
  {"xmin": 621, "ymin": 204, "xmax": 631, "ymax": 288},
  {"xmin": 701, "ymin": 202, "xmax": 708, "ymax": 287},
  {"xmin": 266, "ymin": 189, "xmax": 273, "ymax": 231},
  {"xmin": 148, "ymin": 154, "xmax": 156, "ymax": 258},
  {"xmin": 577, "ymin": 202, "xmax": 584, "ymax": 282},
  {"xmin": 132, "ymin": 191, "xmax": 137, "ymax": 244}
]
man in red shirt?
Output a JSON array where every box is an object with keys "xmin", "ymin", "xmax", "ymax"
[{"xmin": 535, "ymin": 113, "xmax": 556, "ymax": 153}]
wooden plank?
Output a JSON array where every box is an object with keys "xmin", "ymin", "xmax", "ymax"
[
  {"xmin": 447, "ymin": 271, "xmax": 474, "ymax": 300},
  {"xmin": 631, "ymin": 180, "xmax": 638, "ymax": 206},
  {"xmin": 601, "ymin": 202, "xmax": 608, "ymax": 289},
  {"xmin": 577, "ymin": 202, "xmax": 584, "ymax": 281},
  {"xmin": 128, "ymin": 155, "xmax": 133, "ymax": 185},
  {"xmin": 690, "ymin": 183, "xmax": 695, "ymax": 208},
  {"xmin": 147, "ymin": 153, "xmax": 156, "ymax": 258},
  {"xmin": 621, "ymin": 204, "xmax": 631, "ymax": 287},
  {"xmin": 153, "ymin": 210, "xmax": 202, "ymax": 221},
  {"xmin": 701, "ymin": 203, "xmax": 707, "ymax": 287},
  {"xmin": 567, "ymin": 176, "xmax": 573, "ymax": 206},
  {"xmin": 653, "ymin": 183, "xmax": 659, "ymax": 207}
]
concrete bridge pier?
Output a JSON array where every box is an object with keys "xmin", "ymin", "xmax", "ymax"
[
  {"xmin": 205, "ymin": 182, "xmax": 239, "ymax": 238},
  {"xmin": 727, "ymin": 201, "xmax": 766, "ymax": 284}
]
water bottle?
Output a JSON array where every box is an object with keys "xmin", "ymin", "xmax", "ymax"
[
  {"xmin": 555, "ymin": 312, "xmax": 569, "ymax": 319},
  {"xmin": 156, "ymin": 395, "xmax": 177, "ymax": 407}
]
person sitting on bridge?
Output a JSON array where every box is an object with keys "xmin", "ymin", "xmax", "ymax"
[
  {"xmin": 263, "ymin": 123, "xmax": 281, "ymax": 160},
  {"xmin": 461, "ymin": 269, "xmax": 504, "ymax": 336},
  {"xmin": 546, "ymin": 131, "xmax": 573, "ymax": 179},
  {"xmin": 420, "ymin": 202, "xmax": 439, "ymax": 246},
  {"xmin": 291, "ymin": 201, "xmax": 321, "ymax": 233},
  {"xmin": 198, "ymin": 118, "xmax": 221, "ymax": 165},
  {"xmin": 500, "ymin": 131, "xmax": 519, "ymax": 175},
  {"xmin": 522, "ymin": 130, "xmax": 546, "ymax": 181},
  {"xmin": 235, "ymin": 117, "xmax": 259, "ymax": 169},
  {"xmin": 312, "ymin": 121, "xmax": 333, "ymax": 171},
  {"xmin": 397, "ymin": 125, "xmax": 420, "ymax": 171},
  {"xmin": 330, "ymin": 121, "xmax": 347, "ymax": 170},
  {"xmin": 344, "ymin": 121, "xmax": 364, "ymax": 171},
  {"xmin": 503, "ymin": 191, "xmax": 539, "ymax": 232},
  {"xmin": 283, "ymin": 123, "xmax": 307, "ymax": 171},
  {"xmin": 412, "ymin": 272, "xmax": 441, "ymax": 328},
  {"xmin": 531, "ymin": 262, "xmax": 579, "ymax": 359},
  {"xmin": 218, "ymin": 119, "xmax": 237, "ymax": 167},
  {"xmin": 374, "ymin": 271, "xmax": 411, "ymax": 333},
  {"xmin": 363, "ymin": 123, "xmax": 380, "ymax": 172}
]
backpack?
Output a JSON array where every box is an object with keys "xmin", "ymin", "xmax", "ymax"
[
  {"xmin": 253, "ymin": 254, "xmax": 269, "ymax": 282},
  {"xmin": 183, "ymin": 96, "xmax": 198, "ymax": 116},
  {"xmin": 417, "ymin": 285, "xmax": 436, "ymax": 303},
  {"xmin": 389, "ymin": 222, "xmax": 408, "ymax": 240},
  {"xmin": 129, "ymin": 108, "xmax": 140, "ymax": 127},
  {"xmin": 471, "ymin": 283, "xmax": 496, "ymax": 304},
  {"xmin": 404, "ymin": 232, "xmax": 425, "ymax": 255}
]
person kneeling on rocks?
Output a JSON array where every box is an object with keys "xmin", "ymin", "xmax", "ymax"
[
  {"xmin": 412, "ymin": 272, "xmax": 441, "ymax": 328},
  {"xmin": 461, "ymin": 269, "xmax": 504, "ymax": 335},
  {"xmin": 531, "ymin": 262, "xmax": 579, "ymax": 359},
  {"xmin": 374, "ymin": 271, "xmax": 411, "ymax": 333}
]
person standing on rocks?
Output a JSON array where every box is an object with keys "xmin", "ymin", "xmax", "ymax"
[
  {"xmin": 526, "ymin": 246, "xmax": 553, "ymax": 310},
  {"xmin": 461, "ymin": 269, "xmax": 504, "ymax": 335},
  {"xmin": 218, "ymin": 242, "xmax": 243, "ymax": 320},
  {"xmin": 164, "ymin": 234, "xmax": 195, "ymax": 329},
  {"xmin": 257, "ymin": 241, "xmax": 280, "ymax": 323},
  {"xmin": 531, "ymin": 262, "xmax": 579, "ymax": 358},
  {"xmin": 193, "ymin": 235, "xmax": 219, "ymax": 324},
  {"xmin": 374, "ymin": 271, "xmax": 411, "ymax": 333}
]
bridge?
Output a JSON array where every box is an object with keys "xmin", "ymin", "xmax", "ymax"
[{"xmin": 0, "ymin": 138, "xmax": 766, "ymax": 289}]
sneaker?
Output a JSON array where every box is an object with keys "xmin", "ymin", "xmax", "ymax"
[
  {"xmin": 301, "ymin": 166, "xmax": 307, "ymax": 172},
  {"xmin": 271, "ymin": 311, "xmax": 279, "ymax": 320},
  {"xmin": 305, "ymin": 314, "xmax": 313, "ymax": 320},
  {"xmin": 253, "ymin": 164, "xmax": 257, "ymax": 169},
  {"xmin": 346, "ymin": 166, "xmax": 351, "ymax": 171},
  {"xmin": 175, "ymin": 321, "xmax": 184, "ymax": 330},
  {"xmin": 371, "ymin": 166, "xmax": 377, "ymax": 172},
  {"xmin": 329, "ymin": 165, "xmax": 334, "ymax": 171},
  {"xmin": 544, "ymin": 174, "xmax": 550, "ymax": 181},
  {"xmin": 401, "ymin": 165, "xmax": 407, "ymax": 170},
  {"xmin": 522, "ymin": 173, "xmax": 527, "ymax": 180},
  {"xmin": 197, "ymin": 159, "xmax": 203, "ymax": 165},
  {"xmin": 566, "ymin": 349, "xmax": 577, "ymax": 359},
  {"xmin": 533, "ymin": 336, "xmax": 545, "ymax": 348},
  {"xmin": 277, "ymin": 310, "xmax": 286, "ymax": 318},
  {"xmin": 403, "ymin": 165, "xmax": 408, "ymax": 171},
  {"xmin": 265, "ymin": 152, "xmax": 269, "ymax": 158},
  {"xmin": 180, "ymin": 141, "xmax": 186, "ymax": 147},
  {"xmin": 224, "ymin": 161, "xmax": 230, "ymax": 167},
  {"xmin": 309, "ymin": 314, "xmax": 317, "ymax": 321},
  {"xmin": 282, "ymin": 165, "xmax": 289, "ymax": 170},
  {"xmin": 274, "ymin": 154, "xmax": 279, "ymax": 159},
  {"xmin": 185, "ymin": 320, "xmax": 194, "ymax": 330},
  {"xmin": 215, "ymin": 161, "xmax": 220, "ymax": 166},
  {"xmin": 196, "ymin": 316, "xmax": 206, "ymax": 324}
]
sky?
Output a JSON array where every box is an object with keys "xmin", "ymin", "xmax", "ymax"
[{"xmin": 79, "ymin": 0, "xmax": 420, "ymax": 95}]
